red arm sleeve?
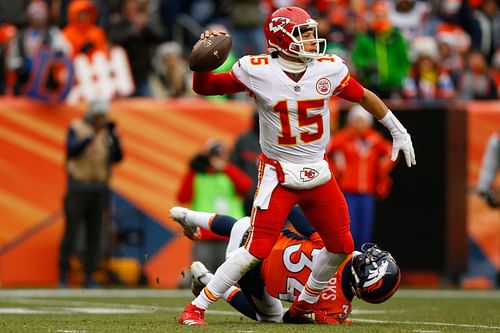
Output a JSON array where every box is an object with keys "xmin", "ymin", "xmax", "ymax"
[
  {"xmin": 176, "ymin": 170, "xmax": 196, "ymax": 203},
  {"xmin": 336, "ymin": 76, "xmax": 365, "ymax": 102},
  {"xmin": 192, "ymin": 71, "xmax": 246, "ymax": 95},
  {"xmin": 224, "ymin": 163, "xmax": 253, "ymax": 196}
]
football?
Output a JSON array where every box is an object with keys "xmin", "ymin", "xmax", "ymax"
[{"xmin": 189, "ymin": 34, "xmax": 232, "ymax": 72}]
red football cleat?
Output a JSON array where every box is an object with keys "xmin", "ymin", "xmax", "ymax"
[
  {"xmin": 339, "ymin": 318, "xmax": 352, "ymax": 325},
  {"xmin": 283, "ymin": 300, "xmax": 340, "ymax": 325},
  {"xmin": 178, "ymin": 303, "xmax": 208, "ymax": 326}
]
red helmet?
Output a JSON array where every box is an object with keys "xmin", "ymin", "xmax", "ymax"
[{"xmin": 263, "ymin": 6, "xmax": 326, "ymax": 59}]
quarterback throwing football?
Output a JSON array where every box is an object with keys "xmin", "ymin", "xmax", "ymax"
[{"xmin": 180, "ymin": 6, "xmax": 415, "ymax": 326}]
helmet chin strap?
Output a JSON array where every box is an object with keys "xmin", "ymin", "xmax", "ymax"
[{"xmin": 277, "ymin": 54, "xmax": 308, "ymax": 73}]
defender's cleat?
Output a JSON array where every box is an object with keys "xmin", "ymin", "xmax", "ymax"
[
  {"xmin": 178, "ymin": 303, "xmax": 208, "ymax": 326},
  {"xmin": 190, "ymin": 261, "xmax": 210, "ymax": 297},
  {"xmin": 283, "ymin": 300, "xmax": 340, "ymax": 325},
  {"xmin": 170, "ymin": 207, "xmax": 201, "ymax": 240}
]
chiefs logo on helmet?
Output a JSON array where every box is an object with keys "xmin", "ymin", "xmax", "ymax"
[
  {"xmin": 269, "ymin": 17, "xmax": 291, "ymax": 33},
  {"xmin": 263, "ymin": 6, "xmax": 326, "ymax": 59}
]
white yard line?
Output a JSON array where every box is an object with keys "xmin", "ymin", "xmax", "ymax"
[
  {"xmin": 3, "ymin": 297, "xmax": 160, "ymax": 310},
  {"xmin": 395, "ymin": 289, "xmax": 500, "ymax": 299},
  {"xmin": 352, "ymin": 318, "xmax": 500, "ymax": 331},
  {"xmin": 0, "ymin": 307, "xmax": 151, "ymax": 314},
  {"xmin": 0, "ymin": 288, "xmax": 193, "ymax": 298},
  {"xmin": 1, "ymin": 288, "xmax": 499, "ymax": 299},
  {"xmin": 3, "ymin": 305, "xmax": 498, "ymax": 331}
]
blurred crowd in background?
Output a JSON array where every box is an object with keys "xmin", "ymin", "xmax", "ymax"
[
  {"xmin": 0, "ymin": 0, "xmax": 497, "ymax": 289},
  {"xmin": 0, "ymin": 0, "xmax": 498, "ymax": 101}
]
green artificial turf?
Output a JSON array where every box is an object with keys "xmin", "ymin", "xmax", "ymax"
[{"xmin": 0, "ymin": 289, "xmax": 499, "ymax": 332}]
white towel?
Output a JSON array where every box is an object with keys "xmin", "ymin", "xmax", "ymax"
[{"xmin": 280, "ymin": 159, "xmax": 331, "ymax": 190}]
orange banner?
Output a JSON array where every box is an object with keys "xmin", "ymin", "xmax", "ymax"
[{"xmin": 0, "ymin": 97, "xmax": 253, "ymax": 287}]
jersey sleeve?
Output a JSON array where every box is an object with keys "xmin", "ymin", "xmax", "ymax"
[
  {"xmin": 192, "ymin": 71, "xmax": 245, "ymax": 95},
  {"xmin": 330, "ymin": 55, "xmax": 350, "ymax": 95},
  {"xmin": 327, "ymin": 54, "xmax": 364, "ymax": 102},
  {"xmin": 336, "ymin": 76, "xmax": 365, "ymax": 102},
  {"xmin": 231, "ymin": 56, "xmax": 253, "ymax": 91}
]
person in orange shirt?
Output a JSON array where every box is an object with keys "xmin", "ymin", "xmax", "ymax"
[
  {"xmin": 328, "ymin": 105, "xmax": 395, "ymax": 250},
  {"xmin": 170, "ymin": 206, "xmax": 401, "ymax": 324},
  {"xmin": 62, "ymin": 0, "xmax": 108, "ymax": 58}
]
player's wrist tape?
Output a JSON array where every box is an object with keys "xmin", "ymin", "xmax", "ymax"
[{"xmin": 379, "ymin": 110, "xmax": 407, "ymax": 135}]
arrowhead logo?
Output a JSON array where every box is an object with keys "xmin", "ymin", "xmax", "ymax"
[
  {"xmin": 269, "ymin": 17, "xmax": 291, "ymax": 33},
  {"xmin": 300, "ymin": 167, "xmax": 319, "ymax": 182}
]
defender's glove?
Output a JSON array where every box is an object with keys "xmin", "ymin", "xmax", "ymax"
[{"xmin": 379, "ymin": 111, "xmax": 416, "ymax": 168}]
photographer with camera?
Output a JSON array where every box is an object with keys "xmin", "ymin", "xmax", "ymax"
[
  {"xmin": 176, "ymin": 139, "xmax": 252, "ymax": 285},
  {"xmin": 59, "ymin": 99, "xmax": 123, "ymax": 288}
]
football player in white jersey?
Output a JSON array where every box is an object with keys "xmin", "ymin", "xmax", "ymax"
[{"xmin": 179, "ymin": 6, "xmax": 416, "ymax": 326}]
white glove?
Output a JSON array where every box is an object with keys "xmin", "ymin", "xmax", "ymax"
[{"xmin": 379, "ymin": 111, "xmax": 416, "ymax": 168}]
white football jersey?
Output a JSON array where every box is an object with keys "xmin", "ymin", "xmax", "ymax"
[{"xmin": 231, "ymin": 54, "xmax": 350, "ymax": 164}]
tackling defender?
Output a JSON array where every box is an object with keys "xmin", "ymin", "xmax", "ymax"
[
  {"xmin": 172, "ymin": 206, "xmax": 401, "ymax": 324},
  {"xmin": 180, "ymin": 6, "xmax": 415, "ymax": 326}
]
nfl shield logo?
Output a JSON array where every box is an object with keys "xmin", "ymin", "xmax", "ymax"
[{"xmin": 294, "ymin": 85, "xmax": 301, "ymax": 92}]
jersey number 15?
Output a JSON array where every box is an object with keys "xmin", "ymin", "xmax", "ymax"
[{"xmin": 273, "ymin": 99, "xmax": 325, "ymax": 145}]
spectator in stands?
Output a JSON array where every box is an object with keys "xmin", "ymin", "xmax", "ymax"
[
  {"xmin": 108, "ymin": 0, "xmax": 164, "ymax": 97},
  {"xmin": 351, "ymin": 0, "xmax": 410, "ymax": 98},
  {"xmin": 403, "ymin": 37, "xmax": 455, "ymax": 101},
  {"xmin": 473, "ymin": 0, "xmax": 500, "ymax": 64},
  {"xmin": 158, "ymin": 0, "xmax": 184, "ymax": 41},
  {"xmin": 227, "ymin": 0, "xmax": 266, "ymax": 58},
  {"xmin": 458, "ymin": 50, "xmax": 498, "ymax": 100},
  {"xmin": 316, "ymin": 7, "xmax": 354, "ymax": 58},
  {"xmin": 153, "ymin": 41, "xmax": 191, "ymax": 97},
  {"xmin": 327, "ymin": 105, "xmax": 395, "ymax": 250},
  {"xmin": 187, "ymin": 0, "xmax": 228, "ymax": 30},
  {"xmin": 425, "ymin": 0, "xmax": 474, "ymax": 56},
  {"xmin": 436, "ymin": 35, "xmax": 465, "ymax": 85},
  {"xmin": 5, "ymin": 0, "xmax": 70, "ymax": 95},
  {"xmin": 49, "ymin": 0, "xmax": 70, "ymax": 27},
  {"xmin": 492, "ymin": 50, "xmax": 500, "ymax": 97},
  {"xmin": 388, "ymin": 0, "xmax": 431, "ymax": 42},
  {"xmin": 230, "ymin": 111, "xmax": 261, "ymax": 216},
  {"xmin": 62, "ymin": 0, "xmax": 108, "ymax": 58},
  {"xmin": 0, "ymin": 0, "xmax": 30, "ymax": 28},
  {"xmin": 176, "ymin": 139, "xmax": 252, "ymax": 275},
  {"xmin": 59, "ymin": 100, "xmax": 123, "ymax": 288},
  {"xmin": 0, "ymin": 23, "xmax": 16, "ymax": 95}
]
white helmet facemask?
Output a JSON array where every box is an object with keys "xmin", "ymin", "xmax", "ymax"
[{"xmin": 288, "ymin": 19, "xmax": 327, "ymax": 60}]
